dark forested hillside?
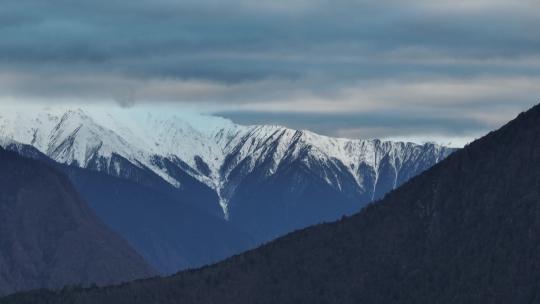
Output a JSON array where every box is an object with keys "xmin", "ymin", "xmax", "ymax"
[
  {"xmin": 0, "ymin": 148, "xmax": 155, "ymax": 296},
  {"xmin": 4, "ymin": 103, "xmax": 540, "ymax": 303}
]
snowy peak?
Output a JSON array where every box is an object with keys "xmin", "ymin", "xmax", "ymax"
[
  {"xmin": 220, "ymin": 126, "xmax": 452, "ymax": 194},
  {"xmin": 0, "ymin": 104, "xmax": 455, "ymax": 217}
]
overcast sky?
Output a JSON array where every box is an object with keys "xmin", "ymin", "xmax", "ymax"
[{"xmin": 1, "ymin": 0, "xmax": 540, "ymax": 146}]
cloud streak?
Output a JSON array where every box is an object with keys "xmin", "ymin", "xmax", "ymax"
[{"xmin": 0, "ymin": 0, "xmax": 539, "ymax": 144}]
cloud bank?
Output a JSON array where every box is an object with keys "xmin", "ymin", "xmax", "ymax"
[{"xmin": 1, "ymin": 0, "xmax": 539, "ymax": 144}]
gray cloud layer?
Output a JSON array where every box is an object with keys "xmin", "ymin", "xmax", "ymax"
[{"xmin": 1, "ymin": 0, "xmax": 539, "ymax": 143}]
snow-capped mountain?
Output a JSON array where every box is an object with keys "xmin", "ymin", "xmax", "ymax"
[{"xmin": 0, "ymin": 104, "xmax": 454, "ymax": 239}]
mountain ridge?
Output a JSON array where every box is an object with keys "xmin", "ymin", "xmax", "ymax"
[
  {"xmin": 0, "ymin": 104, "xmax": 454, "ymax": 219},
  {"xmin": 2, "ymin": 143, "xmax": 255, "ymax": 275},
  {"xmin": 0, "ymin": 104, "xmax": 455, "ymax": 274},
  {"xmin": 5, "ymin": 103, "xmax": 539, "ymax": 303}
]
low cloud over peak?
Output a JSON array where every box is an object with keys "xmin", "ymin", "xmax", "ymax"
[{"xmin": 0, "ymin": 0, "xmax": 539, "ymax": 144}]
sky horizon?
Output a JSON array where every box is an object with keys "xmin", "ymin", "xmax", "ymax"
[
  {"xmin": 0, "ymin": 100, "xmax": 515, "ymax": 148},
  {"xmin": 1, "ymin": 0, "xmax": 539, "ymax": 147}
]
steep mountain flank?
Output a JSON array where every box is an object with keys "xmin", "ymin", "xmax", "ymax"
[
  {"xmin": 4, "ymin": 143, "xmax": 255, "ymax": 275},
  {"xmin": 0, "ymin": 105, "xmax": 453, "ymax": 245},
  {"xmin": 7, "ymin": 104, "xmax": 540, "ymax": 303},
  {"xmin": 0, "ymin": 148, "xmax": 155, "ymax": 296}
]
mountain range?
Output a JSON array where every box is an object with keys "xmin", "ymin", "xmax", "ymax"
[
  {"xmin": 0, "ymin": 104, "xmax": 453, "ymax": 275},
  {"xmin": 4, "ymin": 103, "xmax": 538, "ymax": 303}
]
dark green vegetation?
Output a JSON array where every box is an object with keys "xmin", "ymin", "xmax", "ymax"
[
  {"xmin": 4, "ymin": 103, "xmax": 540, "ymax": 303},
  {"xmin": 0, "ymin": 148, "xmax": 155, "ymax": 296}
]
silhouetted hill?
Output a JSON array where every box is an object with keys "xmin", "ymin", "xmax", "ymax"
[
  {"xmin": 0, "ymin": 148, "xmax": 155, "ymax": 296},
  {"xmin": 4, "ymin": 103, "xmax": 540, "ymax": 303}
]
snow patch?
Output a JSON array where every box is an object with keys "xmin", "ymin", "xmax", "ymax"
[{"xmin": 0, "ymin": 103, "xmax": 453, "ymax": 218}]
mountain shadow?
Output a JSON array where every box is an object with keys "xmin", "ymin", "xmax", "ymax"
[
  {"xmin": 4, "ymin": 143, "xmax": 256, "ymax": 275},
  {"xmin": 0, "ymin": 148, "xmax": 155, "ymax": 296}
]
